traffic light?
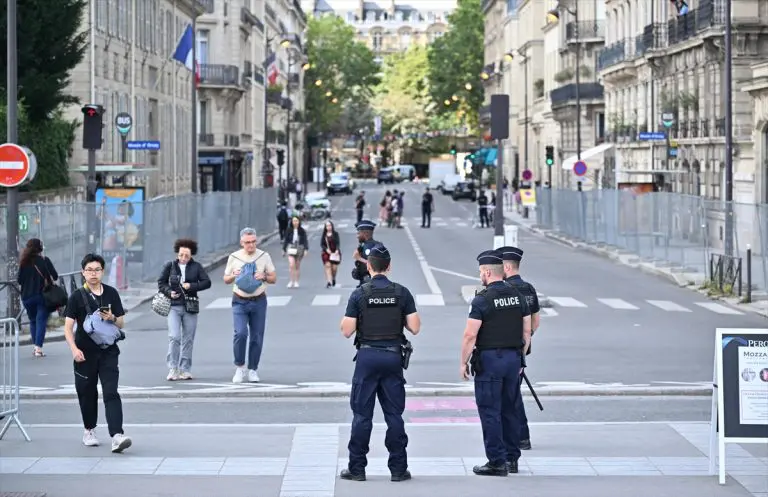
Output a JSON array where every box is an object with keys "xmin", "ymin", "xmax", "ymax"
[
  {"xmin": 545, "ymin": 145, "xmax": 554, "ymax": 166},
  {"xmin": 81, "ymin": 104, "xmax": 104, "ymax": 150},
  {"xmin": 450, "ymin": 144, "xmax": 457, "ymax": 155},
  {"xmin": 276, "ymin": 149, "xmax": 285, "ymax": 166}
]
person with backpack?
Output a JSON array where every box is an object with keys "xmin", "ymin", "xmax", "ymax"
[
  {"xmin": 223, "ymin": 227, "xmax": 277, "ymax": 383},
  {"xmin": 277, "ymin": 202, "xmax": 289, "ymax": 241},
  {"xmin": 16, "ymin": 238, "xmax": 60, "ymax": 357},
  {"xmin": 157, "ymin": 238, "xmax": 212, "ymax": 381},
  {"xmin": 63, "ymin": 253, "xmax": 131, "ymax": 453}
]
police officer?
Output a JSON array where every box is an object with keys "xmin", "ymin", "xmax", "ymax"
[
  {"xmin": 339, "ymin": 243, "xmax": 421, "ymax": 482},
  {"xmin": 499, "ymin": 246, "xmax": 540, "ymax": 450},
  {"xmin": 460, "ymin": 249, "xmax": 531, "ymax": 476},
  {"xmin": 351, "ymin": 220, "xmax": 378, "ymax": 287}
]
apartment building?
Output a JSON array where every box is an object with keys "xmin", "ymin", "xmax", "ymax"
[
  {"xmin": 255, "ymin": 0, "xmax": 309, "ymax": 188},
  {"xmin": 67, "ymin": 0, "xmax": 211, "ymax": 198},
  {"xmin": 306, "ymin": 0, "xmax": 452, "ymax": 63}
]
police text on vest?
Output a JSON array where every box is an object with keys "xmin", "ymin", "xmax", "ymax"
[
  {"xmin": 494, "ymin": 296, "xmax": 520, "ymax": 307},
  {"xmin": 369, "ymin": 297, "xmax": 396, "ymax": 305}
]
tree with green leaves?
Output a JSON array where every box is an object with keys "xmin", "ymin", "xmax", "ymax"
[
  {"xmin": 0, "ymin": 0, "xmax": 87, "ymax": 189},
  {"xmin": 427, "ymin": 0, "xmax": 484, "ymax": 130},
  {"xmin": 304, "ymin": 15, "xmax": 380, "ymax": 135}
]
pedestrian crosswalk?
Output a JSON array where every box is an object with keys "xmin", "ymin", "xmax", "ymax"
[
  {"xmin": 548, "ymin": 296, "xmax": 744, "ymax": 315},
  {"xmin": 203, "ymin": 293, "xmax": 447, "ymax": 309},
  {"xmin": 307, "ymin": 216, "xmax": 471, "ymax": 231}
]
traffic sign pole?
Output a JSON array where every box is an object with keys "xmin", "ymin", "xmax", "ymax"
[{"xmin": 6, "ymin": 0, "xmax": 21, "ymax": 321}]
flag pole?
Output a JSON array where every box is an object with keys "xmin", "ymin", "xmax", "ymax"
[
  {"xmin": 172, "ymin": 0, "xmax": 178, "ymax": 198},
  {"xmin": 191, "ymin": 20, "xmax": 198, "ymax": 194}
]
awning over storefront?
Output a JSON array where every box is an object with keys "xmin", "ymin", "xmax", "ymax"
[
  {"xmin": 561, "ymin": 142, "xmax": 614, "ymax": 170},
  {"xmin": 484, "ymin": 148, "xmax": 497, "ymax": 166}
]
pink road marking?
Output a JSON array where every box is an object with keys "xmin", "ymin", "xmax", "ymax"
[
  {"xmin": 405, "ymin": 398, "xmax": 477, "ymax": 411},
  {"xmin": 409, "ymin": 417, "xmax": 481, "ymax": 423}
]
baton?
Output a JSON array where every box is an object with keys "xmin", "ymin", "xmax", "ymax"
[{"xmin": 522, "ymin": 372, "xmax": 544, "ymax": 411}]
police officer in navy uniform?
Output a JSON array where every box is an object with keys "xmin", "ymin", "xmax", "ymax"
[
  {"xmin": 351, "ymin": 220, "xmax": 378, "ymax": 287},
  {"xmin": 339, "ymin": 243, "xmax": 421, "ymax": 482},
  {"xmin": 460, "ymin": 249, "xmax": 531, "ymax": 476},
  {"xmin": 499, "ymin": 246, "xmax": 540, "ymax": 451}
]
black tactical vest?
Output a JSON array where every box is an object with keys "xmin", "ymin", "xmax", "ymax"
[
  {"xmin": 475, "ymin": 285, "xmax": 524, "ymax": 350},
  {"xmin": 358, "ymin": 282, "xmax": 404, "ymax": 341},
  {"xmin": 505, "ymin": 277, "xmax": 536, "ymax": 308}
]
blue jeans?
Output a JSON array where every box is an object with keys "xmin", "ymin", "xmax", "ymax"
[
  {"xmin": 232, "ymin": 295, "xmax": 268, "ymax": 370},
  {"xmin": 22, "ymin": 294, "xmax": 49, "ymax": 348}
]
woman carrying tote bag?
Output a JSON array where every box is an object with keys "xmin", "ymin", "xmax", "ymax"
[{"xmin": 17, "ymin": 238, "xmax": 61, "ymax": 357}]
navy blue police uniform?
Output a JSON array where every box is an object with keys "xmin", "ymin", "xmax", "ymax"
[
  {"xmin": 353, "ymin": 220, "xmax": 378, "ymax": 287},
  {"xmin": 499, "ymin": 246, "xmax": 540, "ymax": 450},
  {"xmin": 469, "ymin": 249, "xmax": 530, "ymax": 476},
  {"xmin": 341, "ymin": 244, "xmax": 417, "ymax": 482}
]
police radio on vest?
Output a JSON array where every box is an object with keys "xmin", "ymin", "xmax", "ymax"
[
  {"xmin": 493, "ymin": 296, "xmax": 520, "ymax": 307},
  {"xmin": 369, "ymin": 297, "xmax": 396, "ymax": 305}
]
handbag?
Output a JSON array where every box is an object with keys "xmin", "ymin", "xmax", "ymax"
[
  {"xmin": 33, "ymin": 262, "xmax": 68, "ymax": 311},
  {"xmin": 151, "ymin": 292, "xmax": 172, "ymax": 317},
  {"xmin": 286, "ymin": 246, "xmax": 299, "ymax": 256},
  {"xmin": 329, "ymin": 252, "xmax": 341, "ymax": 262}
]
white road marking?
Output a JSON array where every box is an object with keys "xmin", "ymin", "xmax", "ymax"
[
  {"xmin": 693, "ymin": 302, "xmax": 743, "ymax": 315},
  {"xmin": 539, "ymin": 307, "xmax": 559, "ymax": 317},
  {"xmin": 548, "ymin": 296, "xmax": 588, "ymax": 308},
  {"xmin": 456, "ymin": 222, "xmax": 468, "ymax": 227},
  {"xmin": 403, "ymin": 225, "xmax": 442, "ymax": 295},
  {"xmin": 311, "ymin": 294, "xmax": 341, "ymax": 306},
  {"xmin": 597, "ymin": 298, "xmax": 639, "ymax": 310},
  {"xmin": 646, "ymin": 300, "xmax": 691, "ymax": 312},
  {"xmin": 267, "ymin": 296, "xmax": 292, "ymax": 307},
  {"xmin": 429, "ymin": 266, "xmax": 478, "ymax": 281},
  {"xmin": 206, "ymin": 297, "xmax": 233, "ymax": 309},
  {"xmin": 415, "ymin": 294, "xmax": 445, "ymax": 306}
]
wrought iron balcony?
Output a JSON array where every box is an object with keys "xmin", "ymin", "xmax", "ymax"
[
  {"xmin": 597, "ymin": 40, "xmax": 626, "ymax": 71},
  {"xmin": 550, "ymin": 83, "xmax": 604, "ymax": 107},
  {"xmin": 199, "ymin": 64, "xmax": 241, "ymax": 87},
  {"xmin": 196, "ymin": 0, "xmax": 214, "ymax": 14},
  {"xmin": 265, "ymin": 4, "xmax": 276, "ymax": 21},
  {"xmin": 241, "ymin": 7, "xmax": 265, "ymax": 33},
  {"xmin": 565, "ymin": 21, "xmax": 605, "ymax": 44},
  {"xmin": 641, "ymin": 23, "xmax": 668, "ymax": 52}
]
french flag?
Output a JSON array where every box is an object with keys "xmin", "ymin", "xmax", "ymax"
[
  {"xmin": 173, "ymin": 24, "xmax": 201, "ymax": 85},
  {"xmin": 265, "ymin": 52, "xmax": 279, "ymax": 86}
]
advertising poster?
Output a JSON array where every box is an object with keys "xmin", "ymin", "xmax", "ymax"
[
  {"xmin": 737, "ymin": 344, "xmax": 768, "ymax": 425},
  {"xmin": 96, "ymin": 187, "xmax": 145, "ymax": 262}
]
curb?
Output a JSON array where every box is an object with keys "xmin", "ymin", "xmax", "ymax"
[
  {"xmin": 19, "ymin": 385, "xmax": 713, "ymax": 400},
  {"xmin": 16, "ymin": 230, "xmax": 279, "ymax": 348},
  {"xmin": 459, "ymin": 285, "xmax": 552, "ymax": 308}
]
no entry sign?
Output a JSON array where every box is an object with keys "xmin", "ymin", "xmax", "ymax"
[{"xmin": 0, "ymin": 143, "xmax": 31, "ymax": 187}]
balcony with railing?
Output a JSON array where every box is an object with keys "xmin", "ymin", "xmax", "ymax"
[
  {"xmin": 565, "ymin": 21, "xmax": 605, "ymax": 44},
  {"xmin": 199, "ymin": 64, "xmax": 241, "ymax": 88},
  {"xmin": 241, "ymin": 6, "xmax": 265, "ymax": 33},
  {"xmin": 550, "ymin": 82, "xmax": 604, "ymax": 108},
  {"xmin": 641, "ymin": 23, "xmax": 668, "ymax": 53},
  {"xmin": 597, "ymin": 40, "xmax": 626, "ymax": 71},
  {"xmin": 196, "ymin": 0, "xmax": 214, "ymax": 14}
]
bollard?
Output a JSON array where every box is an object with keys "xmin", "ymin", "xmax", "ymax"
[
  {"xmin": 746, "ymin": 245, "xmax": 752, "ymax": 304},
  {"xmin": 0, "ymin": 317, "xmax": 32, "ymax": 441}
]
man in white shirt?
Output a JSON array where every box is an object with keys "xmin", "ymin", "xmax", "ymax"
[{"xmin": 223, "ymin": 227, "xmax": 277, "ymax": 383}]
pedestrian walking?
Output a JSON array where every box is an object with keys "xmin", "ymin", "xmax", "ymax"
[
  {"xmin": 460, "ymin": 249, "xmax": 531, "ymax": 476},
  {"xmin": 157, "ymin": 238, "xmax": 212, "ymax": 381},
  {"xmin": 277, "ymin": 201, "xmax": 289, "ymax": 241},
  {"xmin": 320, "ymin": 220, "xmax": 341, "ymax": 288},
  {"xmin": 379, "ymin": 190, "xmax": 391, "ymax": 225},
  {"xmin": 63, "ymin": 253, "xmax": 132, "ymax": 453},
  {"xmin": 223, "ymin": 227, "xmax": 277, "ymax": 383},
  {"xmin": 355, "ymin": 191, "xmax": 366, "ymax": 224},
  {"xmin": 339, "ymin": 243, "xmax": 421, "ymax": 482},
  {"xmin": 17, "ymin": 238, "xmax": 60, "ymax": 357},
  {"xmin": 282, "ymin": 216, "xmax": 309, "ymax": 288},
  {"xmin": 499, "ymin": 246, "xmax": 541, "ymax": 450},
  {"xmin": 421, "ymin": 187, "xmax": 434, "ymax": 228}
]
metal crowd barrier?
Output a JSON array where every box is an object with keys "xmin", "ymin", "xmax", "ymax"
[{"xmin": 0, "ymin": 317, "xmax": 31, "ymax": 441}]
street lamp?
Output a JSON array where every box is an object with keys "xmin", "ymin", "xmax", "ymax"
[
  {"xmin": 262, "ymin": 34, "xmax": 295, "ymax": 194},
  {"xmin": 547, "ymin": 1, "xmax": 582, "ymax": 168},
  {"xmin": 464, "ymin": 82, "xmax": 473, "ymax": 91},
  {"xmin": 285, "ymin": 50, "xmax": 310, "ymax": 183}
]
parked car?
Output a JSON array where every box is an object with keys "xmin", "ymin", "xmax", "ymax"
[
  {"xmin": 438, "ymin": 174, "xmax": 462, "ymax": 194},
  {"xmin": 452, "ymin": 182, "xmax": 477, "ymax": 201},
  {"xmin": 377, "ymin": 167, "xmax": 395, "ymax": 184},
  {"xmin": 326, "ymin": 172, "xmax": 353, "ymax": 195}
]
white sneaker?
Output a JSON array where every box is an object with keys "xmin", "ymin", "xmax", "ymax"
[
  {"xmin": 248, "ymin": 369, "xmax": 260, "ymax": 382},
  {"xmin": 232, "ymin": 367, "xmax": 246, "ymax": 383},
  {"xmin": 287, "ymin": 281, "xmax": 294, "ymax": 288},
  {"xmin": 111, "ymin": 433, "xmax": 132, "ymax": 453},
  {"xmin": 166, "ymin": 368, "xmax": 179, "ymax": 381},
  {"xmin": 82, "ymin": 429, "xmax": 99, "ymax": 447},
  {"xmin": 178, "ymin": 371, "xmax": 192, "ymax": 380},
  {"xmin": 293, "ymin": 281, "xmax": 300, "ymax": 288}
]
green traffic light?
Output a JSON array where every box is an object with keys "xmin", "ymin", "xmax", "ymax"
[{"xmin": 546, "ymin": 158, "xmax": 553, "ymax": 166}]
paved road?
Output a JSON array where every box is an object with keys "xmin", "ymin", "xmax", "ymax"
[{"xmin": 12, "ymin": 182, "xmax": 768, "ymax": 397}]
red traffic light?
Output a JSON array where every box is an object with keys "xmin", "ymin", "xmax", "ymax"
[{"xmin": 81, "ymin": 105, "xmax": 103, "ymax": 117}]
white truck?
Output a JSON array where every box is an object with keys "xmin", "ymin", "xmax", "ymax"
[{"xmin": 428, "ymin": 158, "xmax": 457, "ymax": 191}]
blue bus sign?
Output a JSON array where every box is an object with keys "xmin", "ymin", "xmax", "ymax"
[
  {"xmin": 638, "ymin": 132, "xmax": 666, "ymax": 141},
  {"xmin": 661, "ymin": 112, "xmax": 675, "ymax": 128},
  {"xmin": 126, "ymin": 140, "xmax": 161, "ymax": 151}
]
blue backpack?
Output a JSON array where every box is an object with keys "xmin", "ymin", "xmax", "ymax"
[{"xmin": 234, "ymin": 253, "xmax": 265, "ymax": 293}]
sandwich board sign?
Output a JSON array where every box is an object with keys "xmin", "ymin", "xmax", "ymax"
[{"xmin": 709, "ymin": 328, "xmax": 768, "ymax": 484}]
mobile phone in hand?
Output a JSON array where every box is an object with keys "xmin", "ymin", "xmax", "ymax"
[{"xmin": 99, "ymin": 306, "xmax": 110, "ymax": 313}]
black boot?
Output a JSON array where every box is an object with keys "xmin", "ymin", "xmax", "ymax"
[
  {"xmin": 519, "ymin": 439, "xmax": 531, "ymax": 450},
  {"xmin": 506, "ymin": 460, "xmax": 519, "ymax": 474},
  {"xmin": 472, "ymin": 462, "xmax": 508, "ymax": 477},
  {"xmin": 391, "ymin": 469, "xmax": 412, "ymax": 482},
  {"xmin": 339, "ymin": 469, "xmax": 366, "ymax": 481}
]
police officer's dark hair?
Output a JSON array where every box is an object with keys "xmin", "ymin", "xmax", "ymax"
[
  {"xmin": 81, "ymin": 253, "xmax": 106, "ymax": 269},
  {"xmin": 368, "ymin": 255, "xmax": 390, "ymax": 273}
]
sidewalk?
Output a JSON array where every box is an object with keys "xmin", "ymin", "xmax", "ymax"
[
  {"xmin": 14, "ymin": 230, "xmax": 279, "ymax": 347},
  {"xmin": 0, "ymin": 421, "xmax": 764, "ymax": 497},
  {"xmin": 503, "ymin": 207, "xmax": 768, "ymax": 319}
]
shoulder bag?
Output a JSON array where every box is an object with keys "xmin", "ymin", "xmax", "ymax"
[
  {"xmin": 33, "ymin": 260, "xmax": 68, "ymax": 311},
  {"xmin": 151, "ymin": 261, "xmax": 173, "ymax": 317},
  {"xmin": 178, "ymin": 264, "xmax": 200, "ymax": 314}
]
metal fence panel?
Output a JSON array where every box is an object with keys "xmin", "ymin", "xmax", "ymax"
[
  {"xmin": 0, "ymin": 317, "xmax": 31, "ymax": 441},
  {"xmin": 536, "ymin": 188, "xmax": 768, "ymax": 292}
]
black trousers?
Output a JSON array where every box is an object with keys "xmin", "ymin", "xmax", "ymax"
[
  {"xmin": 356, "ymin": 209, "xmax": 364, "ymax": 223},
  {"xmin": 421, "ymin": 209, "xmax": 431, "ymax": 227},
  {"xmin": 278, "ymin": 221, "xmax": 288, "ymax": 241},
  {"xmin": 479, "ymin": 208, "xmax": 490, "ymax": 227},
  {"xmin": 74, "ymin": 346, "xmax": 124, "ymax": 437}
]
